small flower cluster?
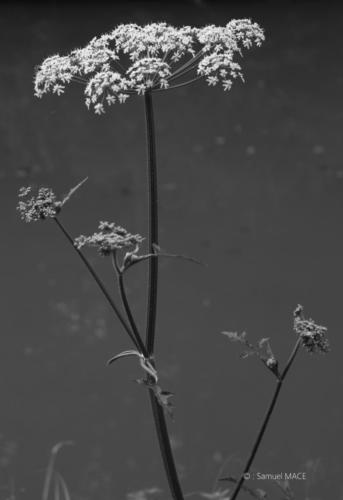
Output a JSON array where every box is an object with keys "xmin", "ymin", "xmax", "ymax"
[
  {"xmin": 17, "ymin": 186, "xmax": 60, "ymax": 222},
  {"xmin": 293, "ymin": 305, "xmax": 330, "ymax": 354},
  {"xmin": 17, "ymin": 179, "xmax": 87, "ymax": 223},
  {"xmin": 75, "ymin": 221, "xmax": 144, "ymax": 256},
  {"xmin": 34, "ymin": 20, "xmax": 264, "ymax": 113}
]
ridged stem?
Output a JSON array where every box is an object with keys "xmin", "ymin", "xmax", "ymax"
[{"xmin": 144, "ymin": 91, "xmax": 184, "ymax": 500}]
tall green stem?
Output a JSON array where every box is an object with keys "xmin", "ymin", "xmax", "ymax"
[
  {"xmin": 144, "ymin": 91, "xmax": 184, "ymax": 500},
  {"xmin": 144, "ymin": 90, "xmax": 159, "ymax": 356},
  {"xmin": 229, "ymin": 337, "xmax": 302, "ymax": 500}
]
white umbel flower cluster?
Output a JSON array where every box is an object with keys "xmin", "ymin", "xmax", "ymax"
[{"xmin": 34, "ymin": 20, "xmax": 264, "ymax": 114}]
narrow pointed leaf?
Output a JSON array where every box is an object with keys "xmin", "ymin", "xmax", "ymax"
[
  {"xmin": 107, "ymin": 349, "xmax": 142, "ymax": 366},
  {"xmin": 61, "ymin": 177, "xmax": 88, "ymax": 206}
]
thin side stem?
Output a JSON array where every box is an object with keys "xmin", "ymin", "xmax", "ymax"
[
  {"xmin": 230, "ymin": 337, "xmax": 302, "ymax": 500},
  {"xmin": 281, "ymin": 336, "xmax": 302, "ymax": 382},
  {"xmin": 167, "ymin": 63, "xmax": 199, "ymax": 84},
  {"xmin": 144, "ymin": 91, "xmax": 184, "ymax": 500},
  {"xmin": 154, "ymin": 76, "xmax": 203, "ymax": 93},
  {"xmin": 53, "ymin": 217, "xmax": 139, "ymax": 350},
  {"xmin": 111, "ymin": 253, "xmax": 147, "ymax": 357}
]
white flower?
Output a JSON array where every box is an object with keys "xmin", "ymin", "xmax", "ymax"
[
  {"xmin": 52, "ymin": 84, "xmax": 64, "ymax": 96},
  {"xmin": 223, "ymin": 80, "xmax": 233, "ymax": 91},
  {"xmin": 207, "ymin": 75, "xmax": 219, "ymax": 86},
  {"xmin": 34, "ymin": 20, "xmax": 264, "ymax": 113},
  {"xmin": 94, "ymin": 103, "xmax": 105, "ymax": 115}
]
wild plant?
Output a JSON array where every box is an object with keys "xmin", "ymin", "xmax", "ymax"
[{"xmin": 17, "ymin": 20, "xmax": 329, "ymax": 500}]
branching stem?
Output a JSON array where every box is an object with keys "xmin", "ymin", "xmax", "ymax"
[
  {"xmin": 229, "ymin": 337, "xmax": 302, "ymax": 500},
  {"xmin": 53, "ymin": 217, "xmax": 140, "ymax": 350}
]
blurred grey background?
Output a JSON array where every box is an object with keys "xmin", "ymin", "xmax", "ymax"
[{"xmin": 1, "ymin": 1, "xmax": 343, "ymax": 499}]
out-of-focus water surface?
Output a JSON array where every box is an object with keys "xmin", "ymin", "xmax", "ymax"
[{"xmin": 1, "ymin": 2, "xmax": 343, "ymax": 498}]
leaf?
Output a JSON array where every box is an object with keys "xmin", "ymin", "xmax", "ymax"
[
  {"xmin": 139, "ymin": 357, "xmax": 159, "ymax": 383},
  {"xmin": 108, "ymin": 351, "xmax": 159, "ymax": 384},
  {"xmin": 257, "ymin": 337, "xmax": 270, "ymax": 349},
  {"xmin": 152, "ymin": 243, "xmax": 161, "ymax": 253},
  {"xmin": 223, "ymin": 331, "xmax": 279, "ymax": 377},
  {"xmin": 257, "ymin": 338, "xmax": 280, "ymax": 377},
  {"xmin": 154, "ymin": 385, "xmax": 175, "ymax": 420},
  {"xmin": 107, "ymin": 350, "xmax": 142, "ymax": 365},
  {"xmin": 136, "ymin": 379, "xmax": 175, "ymax": 420},
  {"xmin": 61, "ymin": 177, "xmax": 88, "ymax": 206},
  {"xmin": 123, "ymin": 244, "xmax": 141, "ymax": 268},
  {"xmin": 123, "ymin": 245, "xmax": 205, "ymax": 271},
  {"xmin": 222, "ymin": 331, "xmax": 246, "ymax": 343},
  {"xmin": 258, "ymin": 338, "xmax": 275, "ymax": 361}
]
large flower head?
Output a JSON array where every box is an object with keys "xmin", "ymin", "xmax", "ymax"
[{"xmin": 34, "ymin": 20, "xmax": 264, "ymax": 114}]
